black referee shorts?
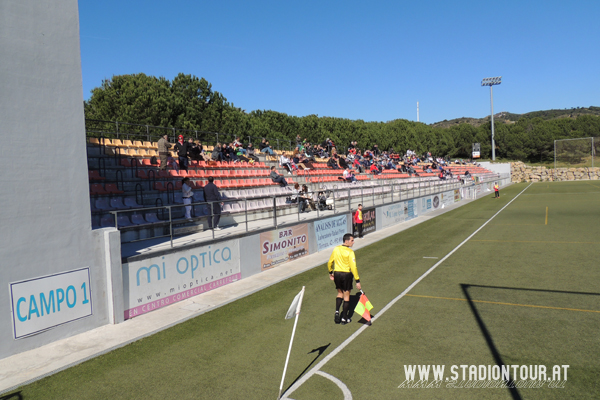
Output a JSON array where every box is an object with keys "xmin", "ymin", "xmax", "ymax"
[{"xmin": 334, "ymin": 271, "xmax": 354, "ymax": 292}]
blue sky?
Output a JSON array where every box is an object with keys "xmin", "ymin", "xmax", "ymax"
[{"xmin": 78, "ymin": 0, "xmax": 600, "ymax": 124}]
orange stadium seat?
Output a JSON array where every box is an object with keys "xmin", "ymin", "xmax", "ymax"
[
  {"xmin": 105, "ymin": 183, "xmax": 124, "ymax": 194},
  {"xmin": 90, "ymin": 183, "xmax": 108, "ymax": 195},
  {"xmin": 88, "ymin": 170, "xmax": 105, "ymax": 180}
]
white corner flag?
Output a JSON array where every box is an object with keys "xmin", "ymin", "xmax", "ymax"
[
  {"xmin": 285, "ymin": 288, "xmax": 304, "ymax": 320},
  {"xmin": 278, "ymin": 287, "xmax": 305, "ymax": 399}
]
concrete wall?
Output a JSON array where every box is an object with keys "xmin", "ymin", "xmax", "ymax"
[
  {"xmin": 0, "ymin": 1, "xmax": 109, "ymax": 358},
  {"xmin": 480, "ymin": 162, "xmax": 511, "ymax": 177}
]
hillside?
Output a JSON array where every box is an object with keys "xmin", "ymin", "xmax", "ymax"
[{"xmin": 431, "ymin": 106, "xmax": 600, "ymax": 128}]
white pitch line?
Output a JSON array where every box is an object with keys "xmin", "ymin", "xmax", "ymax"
[
  {"xmin": 283, "ymin": 183, "xmax": 533, "ymax": 398},
  {"xmin": 315, "ymin": 371, "xmax": 353, "ymax": 400}
]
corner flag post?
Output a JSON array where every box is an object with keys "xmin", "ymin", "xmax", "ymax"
[{"xmin": 278, "ymin": 286, "xmax": 305, "ymax": 400}]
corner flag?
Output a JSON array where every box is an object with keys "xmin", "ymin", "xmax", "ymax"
[
  {"xmin": 354, "ymin": 291, "xmax": 374, "ymax": 322},
  {"xmin": 279, "ymin": 287, "xmax": 305, "ymax": 399},
  {"xmin": 285, "ymin": 288, "xmax": 305, "ymax": 320}
]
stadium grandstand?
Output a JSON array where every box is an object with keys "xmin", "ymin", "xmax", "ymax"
[{"xmin": 85, "ymin": 121, "xmax": 500, "ymax": 245}]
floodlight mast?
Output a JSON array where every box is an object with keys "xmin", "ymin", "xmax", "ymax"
[{"xmin": 481, "ymin": 76, "xmax": 502, "ymax": 161}]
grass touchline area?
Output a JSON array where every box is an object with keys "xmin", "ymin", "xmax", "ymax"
[{"xmin": 405, "ymin": 294, "xmax": 600, "ymax": 314}]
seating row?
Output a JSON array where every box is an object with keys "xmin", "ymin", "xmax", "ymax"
[
  {"xmin": 89, "ymin": 138, "xmax": 216, "ymax": 152},
  {"xmin": 118, "ymin": 157, "xmax": 268, "ymax": 169}
]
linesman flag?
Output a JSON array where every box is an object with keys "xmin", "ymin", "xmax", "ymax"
[{"xmin": 354, "ymin": 291, "xmax": 374, "ymax": 322}]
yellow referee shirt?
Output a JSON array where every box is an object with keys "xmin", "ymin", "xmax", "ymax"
[{"xmin": 327, "ymin": 245, "xmax": 360, "ymax": 282}]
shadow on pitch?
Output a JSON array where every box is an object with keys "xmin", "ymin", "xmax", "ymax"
[
  {"xmin": 284, "ymin": 344, "xmax": 331, "ymax": 393},
  {"xmin": 0, "ymin": 392, "xmax": 23, "ymax": 400},
  {"xmin": 461, "ymin": 283, "xmax": 522, "ymax": 400},
  {"xmin": 462, "ymin": 283, "xmax": 600, "ymax": 400}
]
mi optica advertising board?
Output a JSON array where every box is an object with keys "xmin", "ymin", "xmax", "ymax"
[
  {"xmin": 123, "ymin": 240, "xmax": 240, "ymax": 320},
  {"xmin": 260, "ymin": 224, "xmax": 309, "ymax": 271},
  {"xmin": 9, "ymin": 268, "xmax": 93, "ymax": 339}
]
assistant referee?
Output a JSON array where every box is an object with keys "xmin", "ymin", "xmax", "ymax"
[{"xmin": 328, "ymin": 233, "xmax": 361, "ymax": 325}]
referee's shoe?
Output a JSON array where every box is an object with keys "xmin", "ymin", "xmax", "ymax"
[{"xmin": 334, "ymin": 311, "xmax": 341, "ymax": 324}]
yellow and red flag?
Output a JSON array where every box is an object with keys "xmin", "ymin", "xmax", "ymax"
[{"xmin": 354, "ymin": 292, "xmax": 374, "ymax": 322}]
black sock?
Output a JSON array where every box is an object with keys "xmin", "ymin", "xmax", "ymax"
[
  {"xmin": 336, "ymin": 297, "xmax": 343, "ymax": 312},
  {"xmin": 343, "ymin": 301, "xmax": 350, "ymax": 319}
]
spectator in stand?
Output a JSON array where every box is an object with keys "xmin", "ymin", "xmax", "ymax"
[
  {"xmin": 167, "ymin": 155, "xmax": 179, "ymax": 171},
  {"xmin": 298, "ymin": 184, "xmax": 312, "ymax": 213},
  {"xmin": 233, "ymin": 137, "xmax": 246, "ymax": 155},
  {"xmin": 370, "ymin": 162, "xmax": 381, "ymax": 175},
  {"xmin": 327, "ymin": 154, "xmax": 340, "ymax": 170},
  {"xmin": 295, "ymin": 134, "xmax": 303, "ymax": 149},
  {"xmin": 270, "ymin": 166, "xmax": 288, "ymax": 187},
  {"xmin": 280, "ymin": 153, "xmax": 294, "ymax": 174},
  {"xmin": 293, "ymin": 150, "xmax": 311, "ymax": 170},
  {"xmin": 343, "ymin": 168, "xmax": 357, "ymax": 183},
  {"xmin": 372, "ymin": 144, "xmax": 381, "ymax": 156},
  {"xmin": 338, "ymin": 155, "xmax": 350, "ymax": 169},
  {"xmin": 347, "ymin": 141, "xmax": 356, "ymax": 155},
  {"xmin": 221, "ymin": 143, "xmax": 233, "ymax": 162},
  {"xmin": 246, "ymin": 143, "xmax": 259, "ymax": 163},
  {"xmin": 174, "ymin": 135, "xmax": 191, "ymax": 171},
  {"xmin": 210, "ymin": 142, "xmax": 223, "ymax": 162},
  {"xmin": 188, "ymin": 139, "xmax": 205, "ymax": 161},
  {"xmin": 314, "ymin": 144, "xmax": 328, "ymax": 158},
  {"xmin": 353, "ymin": 157, "xmax": 363, "ymax": 173},
  {"xmin": 439, "ymin": 170, "xmax": 446, "ymax": 180},
  {"xmin": 260, "ymin": 139, "xmax": 275, "ymax": 155},
  {"xmin": 304, "ymin": 143, "xmax": 315, "ymax": 158},
  {"xmin": 323, "ymin": 138, "xmax": 335, "ymax": 154},
  {"xmin": 157, "ymin": 134, "xmax": 171, "ymax": 170},
  {"xmin": 290, "ymin": 183, "xmax": 300, "ymax": 206},
  {"xmin": 301, "ymin": 184, "xmax": 315, "ymax": 211},
  {"xmin": 182, "ymin": 177, "xmax": 193, "ymax": 221},
  {"xmin": 203, "ymin": 176, "xmax": 223, "ymax": 230},
  {"xmin": 227, "ymin": 143, "xmax": 240, "ymax": 162}
]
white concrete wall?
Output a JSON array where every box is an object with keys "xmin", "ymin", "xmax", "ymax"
[
  {"xmin": 480, "ymin": 162, "xmax": 511, "ymax": 177},
  {"xmin": 0, "ymin": 1, "xmax": 109, "ymax": 358}
]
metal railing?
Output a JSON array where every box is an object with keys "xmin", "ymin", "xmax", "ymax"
[{"xmin": 106, "ymin": 174, "xmax": 501, "ymax": 248}]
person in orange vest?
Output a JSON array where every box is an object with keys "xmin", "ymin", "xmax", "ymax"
[
  {"xmin": 494, "ymin": 182, "xmax": 500, "ymax": 198},
  {"xmin": 353, "ymin": 204, "xmax": 364, "ymax": 238}
]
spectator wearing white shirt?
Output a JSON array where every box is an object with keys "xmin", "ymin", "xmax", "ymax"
[
  {"xmin": 343, "ymin": 168, "xmax": 357, "ymax": 183},
  {"xmin": 182, "ymin": 178, "xmax": 193, "ymax": 221},
  {"xmin": 280, "ymin": 154, "xmax": 293, "ymax": 174}
]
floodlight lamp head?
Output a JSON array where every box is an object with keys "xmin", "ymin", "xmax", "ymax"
[{"xmin": 481, "ymin": 76, "xmax": 502, "ymax": 86}]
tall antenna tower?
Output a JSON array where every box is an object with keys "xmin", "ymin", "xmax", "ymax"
[{"xmin": 417, "ymin": 101, "xmax": 420, "ymax": 122}]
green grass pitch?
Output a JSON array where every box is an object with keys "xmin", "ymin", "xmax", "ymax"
[{"xmin": 9, "ymin": 181, "xmax": 600, "ymax": 399}]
